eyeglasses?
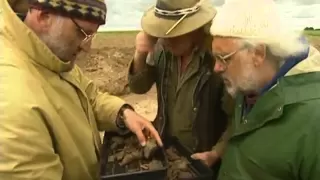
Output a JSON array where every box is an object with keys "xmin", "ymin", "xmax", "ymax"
[
  {"xmin": 213, "ymin": 45, "xmax": 248, "ymax": 70},
  {"xmin": 70, "ymin": 18, "xmax": 96, "ymax": 46}
]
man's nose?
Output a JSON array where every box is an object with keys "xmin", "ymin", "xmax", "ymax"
[{"xmin": 214, "ymin": 61, "xmax": 225, "ymax": 73}]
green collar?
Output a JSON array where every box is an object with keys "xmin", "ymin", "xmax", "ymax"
[{"xmin": 233, "ymin": 72, "xmax": 320, "ymax": 136}]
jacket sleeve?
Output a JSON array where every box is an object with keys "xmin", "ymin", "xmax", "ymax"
[
  {"xmin": 298, "ymin": 119, "xmax": 320, "ymax": 180},
  {"xmin": 211, "ymin": 118, "xmax": 232, "ymax": 155},
  {"xmin": 127, "ymin": 57, "xmax": 157, "ymax": 94},
  {"xmin": 74, "ymin": 66, "xmax": 126, "ymax": 132},
  {"xmin": 127, "ymin": 44, "xmax": 164, "ymax": 94},
  {"xmin": 0, "ymin": 104, "xmax": 63, "ymax": 179},
  {"xmin": 212, "ymin": 90, "xmax": 235, "ymax": 155}
]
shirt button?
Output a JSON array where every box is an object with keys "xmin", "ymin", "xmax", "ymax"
[
  {"xmin": 278, "ymin": 107, "xmax": 282, "ymax": 111},
  {"xmin": 193, "ymin": 107, "xmax": 198, "ymax": 112},
  {"xmin": 243, "ymin": 119, "xmax": 248, "ymax": 124}
]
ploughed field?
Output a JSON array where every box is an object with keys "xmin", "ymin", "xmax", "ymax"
[{"xmin": 76, "ymin": 31, "xmax": 320, "ymax": 120}]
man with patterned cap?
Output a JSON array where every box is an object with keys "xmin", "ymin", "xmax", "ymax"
[
  {"xmin": 127, "ymin": 0, "xmax": 234, "ymax": 175},
  {"xmin": 209, "ymin": 0, "xmax": 320, "ymax": 179},
  {"xmin": 0, "ymin": 0, "xmax": 163, "ymax": 179}
]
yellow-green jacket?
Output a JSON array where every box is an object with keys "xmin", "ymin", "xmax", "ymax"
[{"xmin": 0, "ymin": 1, "xmax": 126, "ymax": 179}]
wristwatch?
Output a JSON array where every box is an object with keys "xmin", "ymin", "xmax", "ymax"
[{"xmin": 116, "ymin": 104, "xmax": 134, "ymax": 129}]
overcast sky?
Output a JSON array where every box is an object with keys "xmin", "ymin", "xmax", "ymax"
[
  {"xmin": 100, "ymin": 0, "xmax": 320, "ymax": 31},
  {"xmin": 212, "ymin": 0, "xmax": 320, "ymax": 29}
]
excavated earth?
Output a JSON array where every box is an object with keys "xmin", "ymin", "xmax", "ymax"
[
  {"xmin": 76, "ymin": 32, "xmax": 320, "ymax": 121},
  {"xmin": 76, "ymin": 32, "xmax": 157, "ymax": 120}
]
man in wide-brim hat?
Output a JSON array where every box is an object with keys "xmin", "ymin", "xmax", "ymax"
[{"xmin": 127, "ymin": 0, "xmax": 234, "ymax": 175}]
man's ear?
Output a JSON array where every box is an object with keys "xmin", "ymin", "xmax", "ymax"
[
  {"xmin": 253, "ymin": 44, "xmax": 266, "ymax": 67},
  {"xmin": 32, "ymin": 9, "xmax": 53, "ymax": 33}
]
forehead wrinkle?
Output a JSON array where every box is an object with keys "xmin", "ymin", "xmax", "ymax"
[{"xmin": 212, "ymin": 37, "xmax": 242, "ymax": 55}]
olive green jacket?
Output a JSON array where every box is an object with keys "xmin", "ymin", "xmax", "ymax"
[{"xmin": 128, "ymin": 44, "xmax": 234, "ymax": 154}]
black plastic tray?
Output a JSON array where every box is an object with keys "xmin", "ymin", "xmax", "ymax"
[
  {"xmin": 164, "ymin": 137, "xmax": 214, "ymax": 180},
  {"xmin": 100, "ymin": 132, "xmax": 168, "ymax": 180}
]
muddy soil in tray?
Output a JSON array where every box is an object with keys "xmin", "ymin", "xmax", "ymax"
[
  {"xmin": 105, "ymin": 136, "xmax": 163, "ymax": 174},
  {"xmin": 105, "ymin": 135, "xmax": 199, "ymax": 179},
  {"xmin": 165, "ymin": 146, "xmax": 197, "ymax": 180}
]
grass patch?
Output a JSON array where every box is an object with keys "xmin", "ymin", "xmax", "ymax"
[{"xmin": 304, "ymin": 30, "xmax": 320, "ymax": 37}]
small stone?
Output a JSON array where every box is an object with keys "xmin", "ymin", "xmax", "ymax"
[
  {"xmin": 108, "ymin": 155, "xmax": 115, "ymax": 163},
  {"xmin": 148, "ymin": 160, "xmax": 162, "ymax": 170},
  {"xmin": 140, "ymin": 164, "xmax": 149, "ymax": 170},
  {"xmin": 176, "ymin": 158, "xmax": 189, "ymax": 170},
  {"xmin": 115, "ymin": 151, "xmax": 125, "ymax": 161},
  {"xmin": 178, "ymin": 171, "xmax": 194, "ymax": 179},
  {"xmin": 166, "ymin": 147, "xmax": 180, "ymax": 161},
  {"xmin": 119, "ymin": 150, "xmax": 143, "ymax": 166},
  {"xmin": 110, "ymin": 137, "xmax": 124, "ymax": 150},
  {"xmin": 143, "ymin": 138, "xmax": 158, "ymax": 159}
]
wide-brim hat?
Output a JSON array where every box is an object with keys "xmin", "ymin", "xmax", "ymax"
[{"xmin": 141, "ymin": 0, "xmax": 216, "ymax": 38}]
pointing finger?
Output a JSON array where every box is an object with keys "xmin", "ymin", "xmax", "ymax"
[
  {"xmin": 134, "ymin": 129, "xmax": 147, "ymax": 147},
  {"xmin": 191, "ymin": 153, "xmax": 201, "ymax": 160},
  {"xmin": 144, "ymin": 122, "xmax": 163, "ymax": 147}
]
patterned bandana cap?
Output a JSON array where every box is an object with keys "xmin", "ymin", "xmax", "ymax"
[{"xmin": 28, "ymin": 0, "xmax": 107, "ymax": 25}]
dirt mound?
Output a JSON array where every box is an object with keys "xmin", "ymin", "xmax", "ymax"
[
  {"xmin": 76, "ymin": 46, "xmax": 134, "ymax": 95},
  {"xmin": 76, "ymin": 32, "xmax": 158, "ymax": 120}
]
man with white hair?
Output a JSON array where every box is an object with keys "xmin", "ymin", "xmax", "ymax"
[
  {"xmin": 0, "ymin": 0, "xmax": 162, "ymax": 179},
  {"xmin": 210, "ymin": 0, "xmax": 320, "ymax": 179}
]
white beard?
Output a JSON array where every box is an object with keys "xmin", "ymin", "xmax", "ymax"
[{"xmin": 223, "ymin": 61, "xmax": 260, "ymax": 97}]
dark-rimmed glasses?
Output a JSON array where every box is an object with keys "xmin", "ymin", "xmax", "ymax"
[{"xmin": 70, "ymin": 18, "xmax": 96, "ymax": 46}]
